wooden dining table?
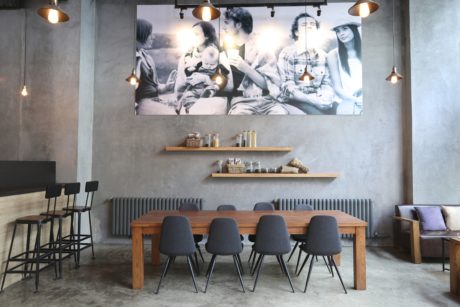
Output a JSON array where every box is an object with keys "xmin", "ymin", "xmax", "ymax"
[{"xmin": 131, "ymin": 210, "xmax": 368, "ymax": 290}]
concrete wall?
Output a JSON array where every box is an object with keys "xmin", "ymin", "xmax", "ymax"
[
  {"xmin": 0, "ymin": 0, "xmax": 82, "ymax": 183},
  {"xmin": 92, "ymin": 0, "xmax": 405, "ymax": 243},
  {"xmin": 409, "ymin": 0, "xmax": 460, "ymax": 203}
]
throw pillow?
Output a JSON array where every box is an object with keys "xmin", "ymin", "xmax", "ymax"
[
  {"xmin": 442, "ymin": 206, "xmax": 460, "ymax": 230},
  {"xmin": 414, "ymin": 206, "xmax": 447, "ymax": 231}
]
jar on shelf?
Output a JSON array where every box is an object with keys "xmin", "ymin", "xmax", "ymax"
[
  {"xmin": 204, "ymin": 134, "xmax": 211, "ymax": 147},
  {"xmin": 212, "ymin": 133, "xmax": 220, "ymax": 147}
]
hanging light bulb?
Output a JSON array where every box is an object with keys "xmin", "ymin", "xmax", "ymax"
[
  {"xmin": 37, "ymin": 0, "xmax": 70, "ymax": 24},
  {"xmin": 386, "ymin": 0, "xmax": 403, "ymax": 84},
  {"xmin": 386, "ymin": 66, "xmax": 403, "ymax": 84},
  {"xmin": 126, "ymin": 69, "xmax": 140, "ymax": 86},
  {"xmin": 299, "ymin": 67, "xmax": 315, "ymax": 82},
  {"xmin": 192, "ymin": 0, "xmax": 220, "ymax": 21},
  {"xmin": 21, "ymin": 85, "xmax": 28, "ymax": 97},
  {"xmin": 348, "ymin": 0, "xmax": 379, "ymax": 18},
  {"xmin": 212, "ymin": 68, "xmax": 227, "ymax": 89}
]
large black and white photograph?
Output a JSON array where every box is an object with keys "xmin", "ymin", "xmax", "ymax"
[{"xmin": 135, "ymin": 3, "xmax": 362, "ymax": 115}]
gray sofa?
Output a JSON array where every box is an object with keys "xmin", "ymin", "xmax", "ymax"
[{"xmin": 393, "ymin": 204, "xmax": 460, "ymax": 263}]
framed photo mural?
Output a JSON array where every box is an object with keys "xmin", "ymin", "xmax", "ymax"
[{"xmin": 135, "ymin": 2, "xmax": 362, "ymax": 115}]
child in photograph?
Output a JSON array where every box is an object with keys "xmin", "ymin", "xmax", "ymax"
[{"xmin": 175, "ymin": 46, "xmax": 229, "ymax": 114}]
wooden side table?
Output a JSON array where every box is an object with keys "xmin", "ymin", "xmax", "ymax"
[{"xmin": 450, "ymin": 238, "xmax": 460, "ymax": 296}]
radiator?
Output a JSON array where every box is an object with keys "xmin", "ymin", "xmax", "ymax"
[
  {"xmin": 276, "ymin": 198, "xmax": 373, "ymax": 238},
  {"xmin": 112, "ymin": 197, "xmax": 203, "ymax": 237}
]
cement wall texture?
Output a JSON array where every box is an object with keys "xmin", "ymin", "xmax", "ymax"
[{"xmin": 3, "ymin": 0, "xmax": 458, "ymax": 245}]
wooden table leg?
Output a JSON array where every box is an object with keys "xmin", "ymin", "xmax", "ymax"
[
  {"xmin": 132, "ymin": 227, "xmax": 144, "ymax": 289},
  {"xmin": 333, "ymin": 254, "xmax": 341, "ymax": 266},
  {"xmin": 450, "ymin": 239, "xmax": 460, "ymax": 296},
  {"xmin": 353, "ymin": 226, "xmax": 366, "ymax": 290},
  {"xmin": 151, "ymin": 234, "xmax": 161, "ymax": 265}
]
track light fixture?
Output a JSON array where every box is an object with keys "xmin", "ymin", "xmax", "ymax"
[
  {"xmin": 269, "ymin": 6, "xmax": 275, "ymax": 18},
  {"xmin": 314, "ymin": 5, "xmax": 321, "ymax": 17},
  {"xmin": 192, "ymin": 0, "xmax": 220, "ymax": 21},
  {"xmin": 348, "ymin": 0, "xmax": 379, "ymax": 18},
  {"xmin": 37, "ymin": 0, "xmax": 69, "ymax": 24},
  {"xmin": 179, "ymin": 8, "xmax": 185, "ymax": 19}
]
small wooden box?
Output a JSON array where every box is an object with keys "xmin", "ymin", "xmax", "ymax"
[
  {"xmin": 226, "ymin": 164, "xmax": 245, "ymax": 174},
  {"xmin": 185, "ymin": 138, "xmax": 202, "ymax": 148}
]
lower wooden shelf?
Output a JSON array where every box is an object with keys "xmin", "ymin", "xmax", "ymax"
[{"xmin": 211, "ymin": 173, "xmax": 339, "ymax": 178}]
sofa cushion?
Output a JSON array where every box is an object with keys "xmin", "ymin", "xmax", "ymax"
[
  {"xmin": 442, "ymin": 206, "xmax": 460, "ymax": 230},
  {"xmin": 415, "ymin": 206, "xmax": 447, "ymax": 231}
]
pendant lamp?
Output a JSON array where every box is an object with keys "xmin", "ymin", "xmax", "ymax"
[
  {"xmin": 348, "ymin": 0, "xmax": 379, "ymax": 18},
  {"xmin": 37, "ymin": 0, "xmax": 69, "ymax": 24},
  {"xmin": 192, "ymin": 0, "xmax": 220, "ymax": 22},
  {"xmin": 21, "ymin": 8, "xmax": 28, "ymax": 96},
  {"xmin": 299, "ymin": 0, "xmax": 314, "ymax": 82},
  {"xmin": 385, "ymin": 0, "xmax": 403, "ymax": 84}
]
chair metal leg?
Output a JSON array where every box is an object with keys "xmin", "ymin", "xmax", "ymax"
[
  {"xmin": 251, "ymin": 255, "xmax": 264, "ymax": 292},
  {"xmin": 23, "ymin": 224, "xmax": 31, "ymax": 280},
  {"xmin": 297, "ymin": 253, "xmax": 310, "ymax": 276},
  {"xmin": 193, "ymin": 252, "xmax": 200, "ymax": 276},
  {"xmin": 1, "ymin": 223, "xmax": 18, "ymax": 293},
  {"xmin": 155, "ymin": 256, "xmax": 171, "ymax": 294},
  {"xmin": 236, "ymin": 254, "xmax": 244, "ymax": 275},
  {"xmin": 233, "ymin": 255, "xmax": 245, "ymax": 293},
  {"xmin": 295, "ymin": 247, "xmax": 303, "ymax": 275},
  {"xmin": 35, "ymin": 224, "xmax": 42, "ymax": 293},
  {"xmin": 303, "ymin": 255, "xmax": 315, "ymax": 293},
  {"xmin": 186, "ymin": 256, "xmax": 198, "ymax": 293},
  {"xmin": 163, "ymin": 256, "xmax": 173, "ymax": 278},
  {"xmin": 280, "ymin": 255, "xmax": 295, "ymax": 293},
  {"xmin": 88, "ymin": 211, "xmax": 95, "ymax": 259},
  {"xmin": 327, "ymin": 256, "xmax": 333, "ymax": 276},
  {"xmin": 204, "ymin": 255, "xmax": 217, "ymax": 293},
  {"xmin": 287, "ymin": 241, "xmax": 299, "ymax": 262},
  {"xmin": 248, "ymin": 247, "xmax": 254, "ymax": 264},
  {"xmin": 251, "ymin": 253, "xmax": 262, "ymax": 276},
  {"xmin": 205, "ymin": 254, "xmax": 216, "ymax": 278},
  {"xmin": 276, "ymin": 255, "xmax": 286, "ymax": 275},
  {"xmin": 196, "ymin": 244, "xmax": 205, "ymax": 263},
  {"xmin": 331, "ymin": 257, "xmax": 347, "ymax": 294}
]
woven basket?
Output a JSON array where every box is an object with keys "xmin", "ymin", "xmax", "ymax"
[
  {"xmin": 185, "ymin": 138, "xmax": 202, "ymax": 148},
  {"xmin": 226, "ymin": 164, "xmax": 245, "ymax": 174}
]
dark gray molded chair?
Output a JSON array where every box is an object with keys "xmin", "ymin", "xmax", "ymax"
[
  {"xmin": 216, "ymin": 204, "xmax": 237, "ymax": 211},
  {"xmin": 288, "ymin": 204, "xmax": 313, "ymax": 266},
  {"xmin": 248, "ymin": 202, "xmax": 274, "ymax": 269},
  {"xmin": 251, "ymin": 215, "xmax": 295, "ymax": 293},
  {"xmin": 179, "ymin": 202, "xmax": 205, "ymax": 265},
  {"xmin": 155, "ymin": 216, "xmax": 198, "ymax": 294},
  {"xmin": 204, "ymin": 218, "xmax": 245, "ymax": 293},
  {"xmin": 297, "ymin": 215, "xmax": 347, "ymax": 294}
]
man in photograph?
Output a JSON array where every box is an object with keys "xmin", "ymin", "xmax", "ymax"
[
  {"xmin": 222, "ymin": 7, "xmax": 287, "ymax": 115},
  {"xmin": 278, "ymin": 13, "xmax": 336, "ymax": 115}
]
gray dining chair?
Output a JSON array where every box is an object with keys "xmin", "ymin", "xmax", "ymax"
[
  {"xmin": 155, "ymin": 216, "xmax": 198, "ymax": 294},
  {"xmin": 204, "ymin": 218, "xmax": 245, "ymax": 293},
  {"xmin": 179, "ymin": 202, "xmax": 205, "ymax": 268},
  {"xmin": 251, "ymin": 215, "xmax": 295, "ymax": 293},
  {"xmin": 248, "ymin": 202, "xmax": 275, "ymax": 270},
  {"xmin": 297, "ymin": 215, "xmax": 347, "ymax": 294}
]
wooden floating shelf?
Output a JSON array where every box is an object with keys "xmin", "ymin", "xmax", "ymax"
[
  {"xmin": 211, "ymin": 173, "xmax": 339, "ymax": 178},
  {"xmin": 165, "ymin": 146, "xmax": 293, "ymax": 152}
]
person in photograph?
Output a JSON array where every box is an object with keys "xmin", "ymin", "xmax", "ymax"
[
  {"xmin": 222, "ymin": 7, "xmax": 287, "ymax": 115},
  {"xmin": 135, "ymin": 19, "xmax": 175, "ymax": 115},
  {"xmin": 327, "ymin": 21, "xmax": 363, "ymax": 115},
  {"xmin": 174, "ymin": 21, "xmax": 230, "ymax": 114},
  {"xmin": 277, "ymin": 13, "xmax": 336, "ymax": 115}
]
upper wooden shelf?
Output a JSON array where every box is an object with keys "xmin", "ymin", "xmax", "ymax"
[
  {"xmin": 164, "ymin": 146, "xmax": 293, "ymax": 152},
  {"xmin": 211, "ymin": 173, "xmax": 339, "ymax": 178}
]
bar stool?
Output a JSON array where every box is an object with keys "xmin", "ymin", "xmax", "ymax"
[
  {"xmin": 0, "ymin": 185, "xmax": 62, "ymax": 293},
  {"xmin": 63, "ymin": 181, "xmax": 98, "ymax": 267}
]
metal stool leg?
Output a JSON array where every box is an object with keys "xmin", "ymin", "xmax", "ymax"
[
  {"xmin": 88, "ymin": 211, "xmax": 95, "ymax": 259},
  {"xmin": 77, "ymin": 212, "xmax": 82, "ymax": 268},
  {"xmin": 23, "ymin": 224, "xmax": 32, "ymax": 280},
  {"xmin": 1, "ymin": 223, "xmax": 18, "ymax": 293},
  {"xmin": 34, "ymin": 224, "xmax": 42, "ymax": 293}
]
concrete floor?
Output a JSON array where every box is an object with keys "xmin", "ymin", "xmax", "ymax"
[{"xmin": 0, "ymin": 244, "xmax": 459, "ymax": 307}]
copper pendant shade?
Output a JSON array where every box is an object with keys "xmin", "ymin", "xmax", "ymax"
[
  {"xmin": 126, "ymin": 69, "xmax": 140, "ymax": 86},
  {"xmin": 299, "ymin": 67, "xmax": 315, "ymax": 82},
  {"xmin": 385, "ymin": 66, "xmax": 403, "ymax": 84},
  {"xmin": 348, "ymin": 0, "xmax": 379, "ymax": 18},
  {"xmin": 192, "ymin": 0, "xmax": 220, "ymax": 21},
  {"xmin": 37, "ymin": 0, "xmax": 69, "ymax": 24}
]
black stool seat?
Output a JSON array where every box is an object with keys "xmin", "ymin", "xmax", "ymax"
[
  {"xmin": 63, "ymin": 206, "xmax": 90, "ymax": 212},
  {"xmin": 40, "ymin": 210, "xmax": 71, "ymax": 217}
]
